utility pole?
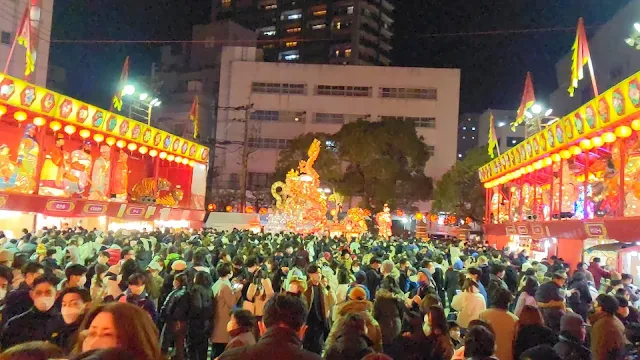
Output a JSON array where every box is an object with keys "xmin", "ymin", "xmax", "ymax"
[{"xmin": 239, "ymin": 104, "xmax": 253, "ymax": 212}]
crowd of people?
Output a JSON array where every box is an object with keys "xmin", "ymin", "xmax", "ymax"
[{"xmin": 0, "ymin": 226, "xmax": 637, "ymax": 360}]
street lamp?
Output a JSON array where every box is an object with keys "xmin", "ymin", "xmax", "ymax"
[
  {"xmin": 625, "ymin": 23, "xmax": 640, "ymax": 50},
  {"xmin": 120, "ymin": 85, "xmax": 161, "ymax": 125},
  {"xmin": 524, "ymin": 103, "xmax": 555, "ymax": 138}
]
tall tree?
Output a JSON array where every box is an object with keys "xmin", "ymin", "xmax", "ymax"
[{"xmin": 432, "ymin": 146, "xmax": 491, "ymax": 221}]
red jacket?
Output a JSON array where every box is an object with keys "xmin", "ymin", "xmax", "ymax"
[
  {"xmin": 587, "ymin": 262, "xmax": 610, "ymax": 289},
  {"xmin": 106, "ymin": 248, "xmax": 121, "ymax": 266}
]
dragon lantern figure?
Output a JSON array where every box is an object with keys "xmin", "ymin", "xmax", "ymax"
[
  {"xmin": 343, "ymin": 207, "xmax": 369, "ymax": 236},
  {"xmin": 129, "ymin": 178, "xmax": 183, "ymax": 207},
  {"xmin": 375, "ymin": 204, "xmax": 392, "ymax": 239},
  {"xmin": 269, "ymin": 139, "xmax": 327, "ymax": 234}
]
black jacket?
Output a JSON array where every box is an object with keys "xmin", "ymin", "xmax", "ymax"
[
  {"xmin": 160, "ymin": 287, "xmax": 190, "ymax": 325},
  {"xmin": 218, "ymin": 327, "xmax": 322, "ymax": 360},
  {"xmin": 188, "ymin": 284, "xmax": 214, "ymax": 337},
  {"xmin": 364, "ymin": 267, "xmax": 382, "ymax": 299},
  {"xmin": 553, "ymin": 333, "xmax": 591, "ymax": 360},
  {"xmin": 324, "ymin": 332, "xmax": 373, "ymax": 360},
  {"xmin": 444, "ymin": 269, "xmax": 461, "ymax": 304},
  {"xmin": 513, "ymin": 324, "xmax": 558, "ymax": 360},
  {"xmin": 48, "ymin": 316, "xmax": 82, "ymax": 353},
  {"xmin": 1, "ymin": 307, "xmax": 60, "ymax": 349},
  {"xmin": 2, "ymin": 282, "xmax": 32, "ymax": 326}
]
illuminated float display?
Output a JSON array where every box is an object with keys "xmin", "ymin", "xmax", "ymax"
[{"xmin": 0, "ymin": 73, "xmax": 209, "ymax": 233}]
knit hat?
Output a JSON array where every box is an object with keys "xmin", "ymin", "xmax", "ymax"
[
  {"xmin": 36, "ymin": 243, "xmax": 47, "ymax": 255},
  {"xmin": 347, "ymin": 285, "xmax": 369, "ymax": 301},
  {"xmin": 453, "ymin": 259, "xmax": 463, "ymax": 270},
  {"xmin": 560, "ymin": 312, "xmax": 586, "ymax": 340},
  {"xmin": 172, "ymin": 260, "xmax": 187, "ymax": 272}
]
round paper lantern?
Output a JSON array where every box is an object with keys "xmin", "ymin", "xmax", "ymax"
[
  {"xmin": 188, "ymin": 160, "xmax": 195, "ymax": 167},
  {"xmin": 79, "ymin": 129, "xmax": 91, "ymax": 139},
  {"xmin": 149, "ymin": 149, "xmax": 158, "ymax": 157},
  {"xmin": 116, "ymin": 140, "xmax": 126, "ymax": 149},
  {"xmin": 167, "ymin": 154, "xmax": 175, "ymax": 162},
  {"xmin": 245, "ymin": 206, "xmax": 254, "ymax": 213},
  {"xmin": 159, "ymin": 152, "xmax": 167, "ymax": 160},
  {"xmin": 632, "ymin": 119, "xmax": 640, "ymax": 131},
  {"xmin": 0, "ymin": 105, "xmax": 7, "ymax": 116},
  {"xmin": 602, "ymin": 132, "xmax": 617, "ymax": 143},
  {"xmin": 330, "ymin": 208, "xmax": 338, "ymax": 216},
  {"xmin": 127, "ymin": 143, "xmax": 137, "ymax": 151},
  {"xmin": 591, "ymin": 136, "xmax": 604, "ymax": 147},
  {"xmin": 533, "ymin": 161, "xmax": 542, "ymax": 170},
  {"xmin": 33, "ymin": 117, "xmax": 46, "ymax": 127},
  {"xmin": 579, "ymin": 139, "xmax": 593, "ymax": 150},
  {"xmin": 615, "ymin": 126, "xmax": 632, "ymax": 138},
  {"xmin": 138, "ymin": 146, "xmax": 148, "ymax": 155},
  {"xmin": 570, "ymin": 146, "xmax": 582, "ymax": 155},
  {"xmin": 105, "ymin": 137, "xmax": 116, "ymax": 146},
  {"xmin": 560, "ymin": 149, "xmax": 571, "ymax": 159},
  {"xmin": 259, "ymin": 207, "xmax": 267, "ymax": 215},
  {"xmin": 181, "ymin": 158, "xmax": 189, "ymax": 165},
  {"xmin": 49, "ymin": 121, "xmax": 62, "ymax": 132},
  {"xmin": 551, "ymin": 153, "xmax": 561, "ymax": 162},
  {"xmin": 64, "ymin": 125, "xmax": 76, "ymax": 135},
  {"xmin": 93, "ymin": 133, "xmax": 104, "ymax": 143},
  {"xmin": 544, "ymin": 157, "xmax": 553, "ymax": 166},
  {"xmin": 525, "ymin": 165, "xmax": 534, "ymax": 173},
  {"xmin": 415, "ymin": 212, "xmax": 424, "ymax": 220},
  {"xmin": 14, "ymin": 111, "xmax": 27, "ymax": 122},
  {"xmin": 207, "ymin": 204, "xmax": 216, "ymax": 211},
  {"xmin": 175, "ymin": 156, "xmax": 183, "ymax": 163},
  {"xmin": 225, "ymin": 205, "xmax": 233, "ymax": 212}
]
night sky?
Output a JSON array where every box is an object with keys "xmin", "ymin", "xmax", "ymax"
[{"xmin": 49, "ymin": 0, "xmax": 631, "ymax": 113}]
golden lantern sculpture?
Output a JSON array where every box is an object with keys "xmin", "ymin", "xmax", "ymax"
[
  {"xmin": 49, "ymin": 121, "xmax": 62, "ymax": 132},
  {"xmin": 105, "ymin": 137, "xmax": 116, "ymax": 146},
  {"xmin": 551, "ymin": 153, "xmax": 561, "ymax": 162},
  {"xmin": 79, "ymin": 129, "xmax": 91, "ymax": 139},
  {"xmin": 116, "ymin": 140, "xmax": 126, "ymax": 149},
  {"xmin": 591, "ymin": 136, "xmax": 604, "ymax": 147},
  {"xmin": 570, "ymin": 146, "xmax": 582, "ymax": 155},
  {"xmin": 64, "ymin": 124, "xmax": 76, "ymax": 135},
  {"xmin": 0, "ymin": 105, "xmax": 7, "ymax": 116},
  {"xmin": 602, "ymin": 132, "xmax": 617, "ymax": 143},
  {"xmin": 159, "ymin": 152, "xmax": 167, "ymax": 159},
  {"xmin": 127, "ymin": 143, "xmax": 137, "ymax": 152},
  {"xmin": 33, "ymin": 117, "xmax": 46, "ymax": 127},
  {"xmin": 560, "ymin": 149, "xmax": 572, "ymax": 159},
  {"xmin": 93, "ymin": 133, "xmax": 104, "ymax": 143},
  {"xmin": 415, "ymin": 212, "xmax": 424, "ymax": 220},
  {"xmin": 149, "ymin": 149, "xmax": 158, "ymax": 157},
  {"xmin": 14, "ymin": 111, "xmax": 27, "ymax": 122},
  {"xmin": 579, "ymin": 139, "xmax": 593, "ymax": 150},
  {"xmin": 615, "ymin": 126, "xmax": 632, "ymax": 138},
  {"xmin": 632, "ymin": 119, "xmax": 640, "ymax": 131},
  {"xmin": 138, "ymin": 146, "xmax": 148, "ymax": 155}
]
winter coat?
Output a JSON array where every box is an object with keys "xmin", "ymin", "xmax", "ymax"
[
  {"xmin": 246, "ymin": 278, "xmax": 274, "ymax": 317},
  {"xmin": 225, "ymin": 327, "xmax": 256, "ymax": 350},
  {"xmin": 218, "ymin": 327, "xmax": 322, "ymax": 360},
  {"xmin": 329, "ymin": 299, "xmax": 382, "ymax": 352},
  {"xmin": 159, "ymin": 287, "xmax": 190, "ymax": 326},
  {"xmin": 1, "ymin": 307, "xmax": 60, "ymax": 349},
  {"xmin": 479, "ymin": 308, "xmax": 518, "ymax": 360},
  {"xmin": 513, "ymin": 324, "xmax": 558, "ymax": 360},
  {"xmin": 568, "ymin": 279, "xmax": 592, "ymax": 319},
  {"xmin": 364, "ymin": 267, "xmax": 382, "ymax": 299},
  {"xmin": 48, "ymin": 316, "xmax": 82, "ymax": 354},
  {"xmin": 188, "ymin": 284, "xmax": 214, "ymax": 338},
  {"xmin": 553, "ymin": 333, "xmax": 591, "ymax": 360},
  {"xmin": 373, "ymin": 293, "xmax": 405, "ymax": 345},
  {"xmin": 387, "ymin": 329, "xmax": 454, "ymax": 360},
  {"xmin": 450, "ymin": 290, "xmax": 486, "ymax": 328},
  {"xmin": 117, "ymin": 290, "xmax": 158, "ymax": 323},
  {"xmin": 211, "ymin": 278, "xmax": 241, "ymax": 344},
  {"xmin": 324, "ymin": 332, "xmax": 374, "ymax": 360},
  {"xmin": 587, "ymin": 262, "xmax": 610, "ymax": 290},
  {"xmin": 589, "ymin": 311, "xmax": 627, "ymax": 360},
  {"xmin": 2, "ymin": 282, "xmax": 32, "ymax": 326},
  {"xmin": 444, "ymin": 269, "xmax": 461, "ymax": 306},
  {"xmin": 487, "ymin": 274, "xmax": 508, "ymax": 307}
]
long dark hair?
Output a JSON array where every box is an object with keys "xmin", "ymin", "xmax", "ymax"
[
  {"xmin": 427, "ymin": 305, "xmax": 449, "ymax": 336},
  {"xmin": 522, "ymin": 276, "xmax": 538, "ymax": 297}
]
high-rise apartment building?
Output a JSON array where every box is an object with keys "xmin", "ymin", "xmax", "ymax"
[{"xmin": 211, "ymin": 0, "xmax": 393, "ymax": 65}]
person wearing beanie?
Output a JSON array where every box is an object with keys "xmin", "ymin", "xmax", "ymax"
[
  {"xmin": 379, "ymin": 260, "xmax": 401, "ymax": 295},
  {"xmin": 553, "ymin": 312, "xmax": 590, "ymax": 360},
  {"xmin": 328, "ymin": 284, "xmax": 382, "ymax": 352},
  {"xmin": 407, "ymin": 269, "xmax": 439, "ymax": 313}
]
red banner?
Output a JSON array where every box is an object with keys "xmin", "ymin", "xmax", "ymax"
[{"xmin": 0, "ymin": 191, "xmax": 205, "ymax": 221}]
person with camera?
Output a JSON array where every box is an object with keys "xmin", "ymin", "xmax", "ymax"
[{"xmin": 245, "ymin": 265, "xmax": 274, "ymax": 321}]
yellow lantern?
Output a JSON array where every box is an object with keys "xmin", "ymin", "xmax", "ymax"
[
  {"xmin": 64, "ymin": 125, "xmax": 76, "ymax": 135},
  {"xmin": 544, "ymin": 157, "xmax": 553, "ymax": 166},
  {"xmin": 105, "ymin": 137, "xmax": 116, "ymax": 146},
  {"xmin": 149, "ymin": 149, "xmax": 158, "ymax": 157},
  {"xmin": 591, "ymin": 136, "xmax": 604, "ymax": 147},
  {"xmin": 570, "ymin": 146, "xmax": 582, "ymax": 155},
  {"xmin": 0, "ymin": 105, "xmax": 6, "ymax": 116},
  {"xmin": 615, "ymin": 125, "xmax": 632, "ymax": 138},
  {"xmin": 415, "ymin": 212, "xmax": 423, "ymax": 220},
  {"xmin": 116, "ymin": 140, "xmax": 126, "ymax": 149},
  {"xmin": 93, "ymin": 133, "xmax": 104, "ymax": 143},
  {"xmin": 632, "ymin": 119, "xmax": 640, "ymax": 131},
  {"xmin": 579, "ymin": 139, "xmax": 593, "ymax": 150},
  {"xmin": 14, "ymin": 111, "xmax": 27, "ymax": 122},
  {"xmin": 138, "ymin": 146, "xmax": 148, "ymax": 155},
  {"xmin": 127, "ymin": 143, "xmax": 137, "ymax": 151},
  {"xmin": 602, "ymin": 132, "xmax": 617, "ymax": 143},
  {"xmin": 167, "ymin": 154, "xmax": 175, "ymax": 162},
  {"xmin": 533, "ymin": 161, "xmax": 542, "ymax": 170},
  {"xmin": 33, "ymin": 117, "xmax": 46, "ymax": 127},
  {"xmin": 525, "ymin": 165, "xmax": 534, "ymax": 173},
  {"xmin": 49, "ymin": 121, "xmax": 62, "ymax": 132},
  {"xmin": 182, "ymin": 158, "xmax": 189, "ymax": 165},
  {"xmin": 175, "ymin": 156, "xmax": 183, "ymax": 163},
  {"xmin": 79, "ymin": 129, "xmax": 91, "ymax": 139},
  {"xmin": 560, "ymin": 149, "xmax": 571, "ymax": 159},
  {"xmin": 551, "ymin": 153, "xmax": 561, "ymax": 162},
  {"xmin": 188, "ymin": 160, "xmax": 195, "ymax": 167},
  {"xmin": 159, "ymin": 152, "xmax": 167, "ymax": 160},
  {"xmin": 225, "ymin": 205, "xmax": 233, "ymax": 212}
]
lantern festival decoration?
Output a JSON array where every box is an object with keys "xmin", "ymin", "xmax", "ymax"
[{"xmin": 375, "ymin": 204, "xmax": 392, "ymax": 239}]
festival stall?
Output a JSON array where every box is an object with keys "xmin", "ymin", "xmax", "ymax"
[{"xmin": 0, "ymin": 72, "xmax": 208, "ymax": 234}]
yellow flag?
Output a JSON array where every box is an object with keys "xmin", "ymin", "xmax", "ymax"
[{"xmin": 488, "ymin": 112, "xmax": 498, "ymax": 158}]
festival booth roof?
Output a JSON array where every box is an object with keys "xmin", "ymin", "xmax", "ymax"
[
  {"xmin": 204, "ymin": 212, "xmax": 260, "ymax": 231},
  {"xmin": 0, "ymin": 73, "xmax": 210, "ymax": 165},
  {"xmin": 478, "ymin": 70, "xmax": 640, "ymax": 185}
]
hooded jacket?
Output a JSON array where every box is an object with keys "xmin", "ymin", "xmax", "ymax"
[{"xmin": 330, "ymin": 299, "xmax": 382, "ymax": 352}]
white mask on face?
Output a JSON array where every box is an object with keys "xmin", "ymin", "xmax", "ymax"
[
  {"xmin": 352, "ymin": 267, "xmax": 360, "ymax": 273},
  {"xmin": 77, "ymin": 275, "xmax": 87, "ymax": 288},
  {"xmin": 0, "ymin": 288, "xmax": 7, "ymax": 301},
  {"xmin": 34, "ymin": 296, "xmax": 55, "ymax": 312},
  {"xmin": 61, "ymin": 306, "xmax": 84, "ymax": 324}
]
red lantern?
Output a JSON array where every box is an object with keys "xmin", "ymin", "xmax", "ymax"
[
  {"xmin": 245, "ymin": 206, "xmax": 255, "ymax": 213},
  {"xmin": 225, "ymin": 205, "xmax": 233, "ymax": 212},
  {"xmin": 207, "ymin": 204, "xmax": 216, "ymax": 212},
  {"xmin": 259, "ymin": 207, "xmax": 268, "ymax": 215}
]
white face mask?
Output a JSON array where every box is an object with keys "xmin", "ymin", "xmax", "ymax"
[
  {"xmin": 352, "ymin": 267, "xmax": 360, "ymax": 273},
  {"xmin": 0, "ymin": 288, "xmax": 7, "ymax": 301},
  {"xmin": 77, "ymin": 275, "xmax": 87, "ymax": 288},
  {"xmin": 34, "ymin": 296, "xmax": 55, "ymax": 312},
  {"xmin": 61, "ymin": 306, "xmax": 84, "ymax": 324}
]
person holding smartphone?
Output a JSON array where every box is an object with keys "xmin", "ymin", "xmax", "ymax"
[{"xmin": 211, "ymin": 262, "xmax": 243, "ymax": 359}]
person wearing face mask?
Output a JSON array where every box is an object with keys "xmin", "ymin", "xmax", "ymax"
[
  {"xmin": 49, "ymin": 287, "xmax": 91, "ymax": 353},
  {"xmin": 0, "ymin": 275, "xmax": 60, "ymax": 350},
  {"xmin": 159, "ymin": 273, "xmax": 190, "ymax": 359},
  {"xmin": 0, "ymin": 265, "xmax": 13, "ymax": 310},
  {"xmin": 117, "ymin": 272, "xmax": 157, "ymax": 323},
  {"xmin": 2, "ymin": 261, "xmax": 44, "ymax": 325}
]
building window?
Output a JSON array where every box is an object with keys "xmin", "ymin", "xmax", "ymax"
[
  {"xmin": 471, "ymin": 127, "xmax": 476, "ymax": 131},
  {"xmin": 248, "ymin": 172, "xmax": 272, "ymax": 189},
  {"xmin": 462, "ymin": 126, "xmax": 467, "ymax": 130},
  {"xmin": 380, "ymin": 116, "xmax": 436, "ymax": 128},
  {"xmin": 263, "ymin": 30, "xmax": 276, "ymax": 36},
  {"xmin": 222, "ymin": 0, "xmax": 231, "ymax": 8},
  {"xmin": 507, "ymin": 137, "xmax": 524, "ymax": 146},
  {"xmin": 426, "ymin": 146, "xmax": 435, "ymax": 157},
  {"xmin": 187, "ymin": 80, "xmax": 203, "ymax": 92},
  {"xmin": 264, "ymin": 4, "xmax": 277, "ymax": 10},
  {"xmin": 229, "ymin": 174, "xmax": 240, "ymax": 189},
  {"xmin": 313, "ymin": 9, "xmax": 327, "ymax": 16},
  {"xmin": 314, "ymin": 113, "xmax": 345, "ymax": 124},
  {"xmin": 347, "ymin": 6, "xmax": 354, "ymax": 14},
  {"xmin": 458, "ymin": 153, "xmax": 462, "ymax": 158},
  {"xmin": 283, "ymin": 53, "xmax": 299, "ymax": 61},
  {"xmin": 286, "ymin": 27, "xmax": 301, "ymax": 33},
  {"xmin": 285, "ymin": 41, "xmax": 298, "ymax": 47},
  {"xmin": 263, "ymin": 44, "xmax": 276, "ymax": 49},
  {"xmin": 204, "ymin": 36, "xmax": 215, "ymax": 48},
  {"xmin": 281, "ymin": 10, "xmax": 303, "ymax": 20},
  {"xmin": 345, "ymin": 48, "xmax": 352, "ymax": 57},
  {"xmin": 1, "ymin": 31, "xmax": 11, "ymax": 45},
  {"xmin": 248, "ymin": 138, "xmax": 292, "ymax": 150},
  {"xmin": 251, "ymin": 82, "xmax": 306, "ymax": 95},
  {"xmin": 250, "ymin": 110, "xmax": 280, "ymax": 121},
  {"xmin": 315, "ymin": 85, "xmax": 372, "ymax": 97},
  {"xmin": 380, "ymin": 87, "xmax": 438, "ymax": 100},
  {"xmin": 311, "ymin": 23, "xmax": 327, "ymax": 30}
]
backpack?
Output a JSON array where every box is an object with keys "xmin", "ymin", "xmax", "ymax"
[{"xmin": 189, "ymin": 285, "xmax": 215, "ymax": 321}]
